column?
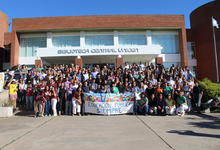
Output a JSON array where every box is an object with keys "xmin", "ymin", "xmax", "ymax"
[
  {"xmin": 10, "ymin": 31, "xmax": 19, "ymax": 66},
  {"xmin": 115, "ymin": 55, "xmax": 123, "ymax": 68},
  {"xmin": 80, "ymin": 31, "xmax": 85, "ymax": 47},
  {"xmin": 47, "ymin": 32, "xmax": 53, "ymax": 48},
  {"xmin": 113, "ymin": 31, "xmax": 119, "ymax": 46},
  {"xmin": 75, "ymin": 56, "xmax": 83, "ymax": 68},
  {"xmin": 178, "ymin": 28, "xmax": 188, "ymax": 67},
  {"xmin": 146, "ymin": 30, "xmax": 152, "ymax": 45}
]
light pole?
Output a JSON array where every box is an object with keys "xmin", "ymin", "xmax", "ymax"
[{"xmin": 212, "ymin": 17, "xmax": 219, "ymax": 82}]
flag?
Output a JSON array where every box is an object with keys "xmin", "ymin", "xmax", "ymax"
[{"xmin": 212, "ymin": 17, "xmax": 219, "ymax": 28}]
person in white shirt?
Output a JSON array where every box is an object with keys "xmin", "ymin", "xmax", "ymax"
[{"xmin": 18, "ymin": 79, "xmax": 27, "ymax": 106}]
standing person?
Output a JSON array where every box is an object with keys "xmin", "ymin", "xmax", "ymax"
[
  {"xmin": 58, "ymin": 83, "xmax": 66, "ymax": 115},
  {"xmin": 185, "ymin": 88, "xmax": 193, "ymax": 112},
  {"xmin": 65, "ymin": 84, "xmax": 73, "ymax": 115},
  {"xmin": 72, "ymin": 87, "xmax": 82, "ymax": 116},
  {"xmin": 51, "ymin": 87, "xmax": 58, "ymax": 116},
  {"xmin": 25, "ymin": 82, "xmax": 34, "ymax": 110},
  {"xmin": 163, "ymin": 83, "xmax": 173, "ymax": 97},
  {"xmin": 82, "ymin": 81, "xmax": 90, "ymax": 116},
  {"xmin": 165, "ymin": 94, "xmax": 176, "ymax": 115},
  {"xmin": 174, "ymin": 84, "xmax": 181, "ymax": 102},
  {"xmin": 34, "ymin": 90, "xmax": 45, "ymax": 118},
  {"xmin": 192, "ymin": 82, "xmax": 203, "ymax": 112},
  {"xmin": 145, "ymin": 83, "xmax": 155, "ymax": 98},
  {"xmin": 44, "ymin": 86, "xmax": 51, "ymax": 116},
  {"xmin": 18, "ymin": 79, "xmax": 27, "ymax": 107},
  {"xmin": 176, "ymin": 91, "xmax": 189, "ymax": 117},
  {"xmin": 9, "ymin": 80, "xmax": 18, "ymax": 112}
]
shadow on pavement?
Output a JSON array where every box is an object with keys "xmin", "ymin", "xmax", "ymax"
[
  {"xmin": 167, "ymin": 130, "xmax": 220, "ymax": 139},
  {"xmin": 168, "ymin": 113, "xmax": 220, "ymax": 139},
  {"xmin": 14, "ymin": 111, "xmax": 35, "ymax": 117},
  {"xmin": 186, "ymin": 113, "xmax": 220, "ymax": 129}
]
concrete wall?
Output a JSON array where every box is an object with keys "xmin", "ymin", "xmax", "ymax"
[{"xmin": 0, "ymin": 90, "xmax": 9, "ymax": 106}]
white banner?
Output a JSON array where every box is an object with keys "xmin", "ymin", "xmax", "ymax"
[
  {"xmin": 0, "ymin": 72, "xmax": 5, "ymax": 92},
  {"xmin": 37, "ymin": 45, "xmax": 162, "ymax": 57},
  {"xmin": 85, "ymin": 101, "xmax": 134, "ymax": 115}
]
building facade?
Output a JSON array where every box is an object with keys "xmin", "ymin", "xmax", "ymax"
[
  {"xmin": 1, "ymin": 14, "xmax": 194, "ymax": 70},
  {"xmin": 188, "ymin": 0, "xmax": 220, "ymax": 82},
  {"xmin": 0, "ymin": 11, "xmax": 10, "ymax": 71}
]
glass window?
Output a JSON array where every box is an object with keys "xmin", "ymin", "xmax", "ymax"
[
  {"xmin": 187, "ymin": 42, "xmax": 196, "ymax": 59},
  {"xmin": 152, "ymin": 34, "xmax": 179, "ymax": 54},
  {"xmin": 85, "ymin": 35, "xmax": 113, "ymax": 46},
  {"xmin": 52, "ymin": 36, "xmax": 80, "ymax": 47},
  {"xmin": 118, "ymin": 35, "xmax": 146, "ymax": 46},
  {"xmin": 163, "ymin": 62, "xmax": 180, "ymax": 69},
  {"xmin": 20, "ymin": 37, "xmax": 47, "ymax": 57}
]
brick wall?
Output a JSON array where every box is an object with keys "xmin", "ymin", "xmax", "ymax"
[
  {"xmin": 0, "ymin": 11, "xmax": 8, "ymax": 48},
  {"xmin": 190, "ymin": 0, "xmax": 220, "ymax": 82},
  {"xmin": 12, "ymin": 15, "xmax": 185, "ymax": 31}
]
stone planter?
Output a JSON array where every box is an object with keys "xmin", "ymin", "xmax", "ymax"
[{"xmin": 0, "ymin": 107, "xmax": 13, "ymax": 117}]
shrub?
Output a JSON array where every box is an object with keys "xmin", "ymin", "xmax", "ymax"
[{"xmin": 199, "ymin": 78, "xmax": 220, "ymax": 102}]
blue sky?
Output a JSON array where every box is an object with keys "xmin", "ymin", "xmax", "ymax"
[{"xmin": 0, "ymin": 0, "xmax": 214, "ymax": 29}]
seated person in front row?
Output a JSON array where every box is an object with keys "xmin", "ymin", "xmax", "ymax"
[
  {"xmin": 157, "ymin": 93, "xmax": 166, "ymax": 115},
  {"xmin": 135, "ymin": 93, "xmax": 149, "ymax": 115},
  {"xmin": 149, "ymin": 94, "xmax": 158, "ymax": 115},
  {"xmin": 176, "ymin": 91, "xmax": 189, "ymax": 117},
  {"xmin": 165, "ymin": 94, "xmax": 176, "ymax": 115}
]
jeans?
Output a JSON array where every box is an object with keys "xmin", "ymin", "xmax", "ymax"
[
  {"xmin": 44, "ymin": 100, "xmax": 51, "ymax": 116},
  {"xmin": 18, "ymin": 91, "xmax": 26, "ymax": 105},
  {"xmin": 81, "ymin": 102, "xmax": 85, "ymax": 115},
  {"xmin": 135, "ymin": 104, "xmax": 149, "ymax": 115},
  {"xmin": 65, "ymin": 101, "xmax": 72, "ymax": 115},
  {"xmin": 26, "ymin": 96, "xmax": 34, "ymax": 110}
]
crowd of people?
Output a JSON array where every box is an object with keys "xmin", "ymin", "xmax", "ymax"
[{"xmin": 4, "ymin": 63, "xmax": 203, "ymax": 118}]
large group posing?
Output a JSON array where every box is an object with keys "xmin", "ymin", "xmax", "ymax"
[{"xmin": 5, "ymin": 63, "xmax": 203, "ymax": 118}]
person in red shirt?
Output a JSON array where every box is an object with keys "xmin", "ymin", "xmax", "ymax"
[
  {"xmin": 44, "ymin": 86, "xmax": 51, "ymax": 116},
  {"xmin": 34, "ymin": 90, "xmax": 45, "ymax": 118},
  {"xmin": 25, "ymin": 82, "xmax": 34, "ymax": 110},
  {"xmin": 72, "ymin": 87, "xmax": 82, "ymax": 116}
]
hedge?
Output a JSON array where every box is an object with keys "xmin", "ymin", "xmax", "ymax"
[{"xmin": 199, "ymin": 78, "xmax": 220, "ymax": 102}]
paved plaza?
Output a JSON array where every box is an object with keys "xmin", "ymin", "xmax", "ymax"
[{"xmin": 0, "ymin": 113, "xmax": 220, "ymax": 150}]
